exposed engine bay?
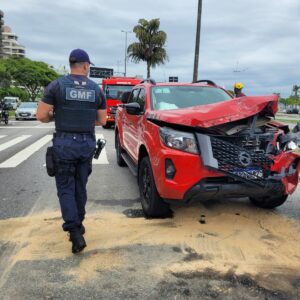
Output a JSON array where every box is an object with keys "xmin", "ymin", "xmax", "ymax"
[{"xmin": 197, "ymin": 114, "xmax": 300, "ymax": 188}]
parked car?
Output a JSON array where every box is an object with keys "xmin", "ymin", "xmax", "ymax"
[
  {"xmin": 115, "ymin": 79, "xmax": 300, "ymax": 217},
  {"xmin": 286, "ymin": 107, "xmax": 299, "ymax": 114},
  {"xmin": 3, "ymin": 97, "xmax": 20, "ymax": 110},
  {"xmin": 15, "ymin": 102, "xmax": 38, "ymax": 120}
]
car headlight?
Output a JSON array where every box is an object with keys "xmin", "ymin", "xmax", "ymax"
[{"xmin": 159, "ymin": 127, "xmax": 199, "ymax": 154}]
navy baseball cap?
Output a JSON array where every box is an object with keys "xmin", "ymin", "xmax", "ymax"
[{"xmin": 69, "ymin": 49, "xmax": 94, "ymax": 65}]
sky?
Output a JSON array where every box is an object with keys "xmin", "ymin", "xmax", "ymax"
[{"xmin": 1, "ymin": 0, "xmax": 300, "ymax": 97}]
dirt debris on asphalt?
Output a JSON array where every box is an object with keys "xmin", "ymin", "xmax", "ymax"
[{"xmin": 0, "ymin": 202, "xmax": 300, "ymax": 297}]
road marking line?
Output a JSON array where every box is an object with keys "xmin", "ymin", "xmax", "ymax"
[
  {"xmin": 0, "ymin": 135, "xmax": 31, "ymax": 152},
  {"xmin": 0, "ymin": 135, "xmax": 52, "ymax": 168},
  {"xmin": 93, "ymin": 134, "xmax": 109, "ymax": 165},
  {"xmin": 0, "ymin": 135, "xmax": 7, "ymax": 139}
]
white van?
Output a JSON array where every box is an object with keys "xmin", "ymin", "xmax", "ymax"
[{"xmin": 3, "ymin": 97, "xmax": 20, "ymax": 110}]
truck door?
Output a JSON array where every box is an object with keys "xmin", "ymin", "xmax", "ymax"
[
  {"xmin": 130, "ymin": 88, "xmax": 145, "ymax": 159},
  {"xmin": 123, "ymin": 88, "xmax": 140, "ymax": 159}
]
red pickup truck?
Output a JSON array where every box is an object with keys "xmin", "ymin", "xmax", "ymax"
[
  {"xmin": 102, "ymin": 77, "xmax": 142, "ymax": 128},
  {"xmin": 115, "ymin": 79, "xmax": 300, "ymax": 217}
]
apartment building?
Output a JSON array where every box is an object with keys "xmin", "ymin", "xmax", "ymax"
[
  {"xmin": 2, "ymin": 25, "xmax": 26, "ymax": 58},
  {"xmin": 0, "ymin": 10, "xmax": 4, "ymax": 58}
]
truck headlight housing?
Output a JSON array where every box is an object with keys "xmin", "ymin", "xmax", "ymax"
[{"xmin": 159, "ymin": 127, "xmax": 199, "ymax": 154}]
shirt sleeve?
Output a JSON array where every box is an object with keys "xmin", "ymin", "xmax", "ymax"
[
  {"xmin": 97, "ymin": 88, "xmax": 107, "ymax": 110},
  {"xmin": 42, "ymin": 80, "xmax": 59, "ymax": 105}
]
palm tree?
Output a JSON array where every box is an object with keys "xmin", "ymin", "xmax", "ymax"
[
  {"xmin": 127, "ymin": 18, "xmax": 168, "ymax": 78},
  {"xmin": 292, "ymin": 85, "xmax": 299, "ymax": 98}
]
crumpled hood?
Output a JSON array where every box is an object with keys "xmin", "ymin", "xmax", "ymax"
[{"xmin": 147, "ymin": 95, "xmax": 278, "ymax": 128}]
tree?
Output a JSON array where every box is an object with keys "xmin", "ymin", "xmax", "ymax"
[
  {"xmin": 0, "ymin": 60, "xmax": 11, "ymax": 88},
  {"xmin": 0, "ymin": 57, "xmax": 59, "ymax": 101},
  {"xmin": 292, "ymin": 85, "xmax": 300, "ymax": 98},
  {"xmin": 0, "ymin": 87, "xmax": 29, "ymax": 101},
  {"xmin": 127, "ymin": 18, "xmax": 168, "ymax": 78}
]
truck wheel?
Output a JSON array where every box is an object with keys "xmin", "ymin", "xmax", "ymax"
[
  {"xmin": 116, "ymin": 134, "xmax": 126, "ymax": 167},
  {"xmin": 250, "ymin": 195, "xmax": 288, "ymax": 209},
  {"xmin": 103, "ymin": 124, "xmax": 112, "ymax": 129},
  {"xmin": 138, "ymin": 156, "xmax": 171, "ymax": 218}
]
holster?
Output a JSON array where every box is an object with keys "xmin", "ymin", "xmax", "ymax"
[{"xmin": 46, "ymin": 146, "xmax": 55, "ymax": 177}]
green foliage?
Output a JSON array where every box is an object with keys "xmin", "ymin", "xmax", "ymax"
[
  {"xmin": 292, "ymin": 85, "xmax": 300, "ymax": 97},
  {"xmin": 0, "ymin": 57, "xmax": 59, "ymax": 101},
  {"xmin": 280, "ymin": 96, "xmax": 300, "ymax": 106},
  {"xmin": 0, "ymin": 87, "xmax": 29, "ymax": 101},
  {"xmin": 127, "ymin": 18, "xmax": 168, "ymax": 78}
]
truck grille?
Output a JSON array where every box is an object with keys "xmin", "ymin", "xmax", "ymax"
[{"xmin": 210, "ymin": 136, "xmax": 273, "ymax": 186}]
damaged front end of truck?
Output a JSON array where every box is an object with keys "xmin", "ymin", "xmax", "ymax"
[{"xmin": 148, "ymin": 95, "xmax": 300, "ymax": 208}]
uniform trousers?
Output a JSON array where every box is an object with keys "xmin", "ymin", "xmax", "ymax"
[{"xmin": 53, "ymin": 132, "xmax": 95, "ymax": 231}]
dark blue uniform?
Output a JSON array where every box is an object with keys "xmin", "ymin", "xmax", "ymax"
[{"xmin": 43, "ymin": 74, "xmax": 106, "ymax": 232}]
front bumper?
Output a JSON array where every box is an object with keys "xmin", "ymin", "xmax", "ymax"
[
  {"xmin": 16, "ymin": 113, "xmax": 36, "ymax": 119},
  {"xmin": 181, "ymin": 177, "xmax": 285, "ymax": 203},
  {"xmin": 151, "ymin": 132, "xmax": 299, "ymax": 201}
]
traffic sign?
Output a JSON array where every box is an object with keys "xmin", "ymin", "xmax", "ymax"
[{"xmin": 90, "ymin": 67, "xmax": 113, "ymax": 78}]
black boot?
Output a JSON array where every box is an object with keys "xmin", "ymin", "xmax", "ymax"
[
  {"xmin": 69, "ymin": 229, "xmax": 86, "ymax": 254},
  {"xmin": 68, "ymin": 224, "xmax": 85, "ymax": 241},
  {"xmin": 80, "ymin": 224, "xmax": 85, "ymax": 235}
]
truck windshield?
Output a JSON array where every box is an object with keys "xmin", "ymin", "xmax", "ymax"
[
  {"xmin": 4, "ymin": 98, "xmax": 17, "ymax": 103},
  {"xmin": 104, "ymin": 85, "xmax": 133, "ymax": 100},
  {"xmin": 151, "ymin": 86, "xmax": 233, "ymax": 110}
]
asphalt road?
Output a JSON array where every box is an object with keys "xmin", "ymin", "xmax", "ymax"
[{"xmin": 0, "ymin": 120, "xmax": 300, "ymax": 299}]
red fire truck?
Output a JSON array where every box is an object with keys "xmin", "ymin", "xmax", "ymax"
[{"xmin": 102, "ymin": 77, "xmax": 142, "ymax": 128}]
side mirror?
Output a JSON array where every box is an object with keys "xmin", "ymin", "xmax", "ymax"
[
  {"xmin": 121, "ymin": 91, "xmax": 131, "ymax": 104},
  {"xmin": 125, "ymin": 102, "xmax": 142, "ymax": 115}
]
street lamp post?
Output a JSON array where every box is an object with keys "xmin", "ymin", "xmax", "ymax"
[
  {"xmin": 121, "ymin": 30, "xmax": 131, "ymax": 77},
  {"xmin": 193, "ymin": 0, "xmax": 203, "ymax": 83}
]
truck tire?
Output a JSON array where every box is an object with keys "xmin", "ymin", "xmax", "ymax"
[
  {"xmin": 103, "ymin": 123, "xmax": 112, "ymax": 129},
  {"xmin": 250, "ymin": 195, "xmax": 288, "ymax": 209},
  {"xmin": 115, "ymin": 134, "xmax": 126, "ymax": 167},
  {"xmin": 138, "ymin": 156, "xmax": 171, "ymax": 218}
]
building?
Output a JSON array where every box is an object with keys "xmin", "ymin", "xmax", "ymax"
[
  {"xmin": 2, "ymin": 25, "xmax": 25, "ymax": 58},
  {"xmin": 0, "ymin": 10, "xmax": 4, "ymax": 58}
]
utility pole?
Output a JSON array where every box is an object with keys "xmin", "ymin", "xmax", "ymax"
[
  {"xmin": 193, "ymin": 0, "xmax": 203, "ymax": 83},
  {"xmin": 121, "ymin": 30, "xmax": 131, "ymax": 77}
]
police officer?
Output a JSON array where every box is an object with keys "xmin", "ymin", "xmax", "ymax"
[
  {"xmin": 37, "ymin": 49, "xmax": 107, "ymax": 253},
  {"xmin": 234, "ymin": 82, "xmax": 246, "ymax": 98}
]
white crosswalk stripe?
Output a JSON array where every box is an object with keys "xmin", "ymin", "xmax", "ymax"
[
  {"xmin": 0, "ymin": 135, "xmax": 52, "ymax": 168},
  {"xmin": 0, "ymin": 133, "xmax": 110, "ymax": 168},
  {"xmin": 93, "ymin": 134, "xmax": 109, "ymax": 165},
  {"xmin": 0, "ymin": 135, "xmax": 31, "ymax": 152}
]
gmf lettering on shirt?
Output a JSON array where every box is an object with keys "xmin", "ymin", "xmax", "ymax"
[{"xmin": 66, "ymin": 88, "xmax": 96, "ymax": 102}]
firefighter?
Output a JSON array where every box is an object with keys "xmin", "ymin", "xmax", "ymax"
[
  {"xmin": 37, "ymin": 49, "xmax": 107, "ymax": 253},
  {"xmin": 234, "ymin": 82, "xmax": 246, "ymax": 97}
]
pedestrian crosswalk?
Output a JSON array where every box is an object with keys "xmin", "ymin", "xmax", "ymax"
[
  {"xmin": 0, "ymin": 135, "xmax": 31, "ymax": 152},
  {"xmin": 0, "ymin": 133, "xmax": 110, "ymax": 169}
]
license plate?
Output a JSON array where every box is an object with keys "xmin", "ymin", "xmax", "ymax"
[{"xmin": 232, "ymin": 167, "xmax": 264, "ymax": 179}]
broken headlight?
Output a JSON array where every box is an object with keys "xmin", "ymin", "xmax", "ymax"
[{"xmin": 159, "ymin": 127, "xmax": 199, "ymax": 154}]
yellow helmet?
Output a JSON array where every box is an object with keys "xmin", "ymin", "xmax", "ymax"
[{"xmin": 234, "ymin": 82, "xmax": 244, "ymax": 89}]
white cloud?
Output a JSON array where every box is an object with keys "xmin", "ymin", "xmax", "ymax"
[{"xmin": 1, "ymin": 0, "xmax": 300, "ymax": 97}]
